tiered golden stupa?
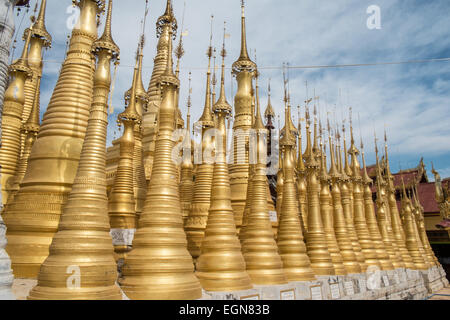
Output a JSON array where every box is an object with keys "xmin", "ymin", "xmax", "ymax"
[
  {"xmin": 0, "ymin": 22, "xmax": 32, "ymax": 204},
  {"xmin": 339, "ymin": 126, "xmax": 367, "ymax": 272},
  {"xmin": 196, "ymin": 27, "xmax": 252, "ymax": 291},
  {"xmin": 229, "ymin": 1, "xmax": 257, "ymax": 233},
  {"xmin": 3, "ymin": 0, "xmax": 105, "ymax": 278},
  {"xmin": 383, "ymin": 133, "xmax": 416, "ymax": 269},
  {"xmin": 19, "ymin": 0, "xmax": 51, "ymax": 158},
  {"xmin": 319, "ymin": 134, "xmax": 347, "ymax": 276},
  {"xmin": 27, "ymin": 0, "xmax": 122, "ymax": 300},
  {"xmin": 185, "ymin": 25, "xmax": 215, "ymax": 261},
  {"xmin": 360, "ymin": 139, "xmax": 394, "ymax": 271},
  {"xmin": 108, "ymin": 44, "xmax": 142, "ymax": 262},
  {"xmin": 119, "ymin": 28, "xmax": 202, "ymax": 300},
  {"xmin": 179, "ymin": 74, "xmax": 194, "ymax": 223},
  {"xmin": 240, "ymin": 68, "xmax": 287, "ymax": 285},
  {"xmin": 328, "ymin": 125, "xmax": 361, "ymax": 274},
  {"xmin": 277, "ymin": 93, "xmax": 315, "ymax": 282},
  {"xmin": 348, "ymin": 116, "xmax": 380, "ymax": 269},
  {"xmin": 303, "ymin": 107, "xmax": 335, "ymax": 276}
]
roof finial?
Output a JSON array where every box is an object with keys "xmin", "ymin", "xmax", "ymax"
[
  {"xmin": 94, "ymin": 0, "xmax": 120, "ymax": 60},
  {"xmin": 187, "ymin": 72, "xmax": 192, "ymax": 133},
  {"xmin": 232, "ymin": 0, "xmax": 256, "ymax": 73},
  {"xmin": 253, "ymin": 62, "xmax": 264, "ymax": 130},
  {"xmin": 213, "ymin": 21, "xmax": 232, "ymax": 115},
  {"xmin": 175, "ymin": 1, "xmax": 186, "ymax": 77},
  {"xmin": 29, "ymin": 0, "xmax": 51, "ymax": 47},
  {"xmin": 157, "ymin": 0, "xmax": 177, "ymax": 37},
  {"xmin": 264, "ymin": 78, "xmax": 275, "ymax": 120}
]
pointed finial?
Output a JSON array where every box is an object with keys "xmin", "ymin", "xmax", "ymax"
[
  {"xmin": 94, "ymin": 0, "xmax": 120, "ymax": 60},
  {"xmin": 232, "ymin": 0, "xmax": 256, "ymax": 74},
  {"xmin": 213, "ymin": 21, "xmax": 232, "ymax": 115},
  {"xmin": 175, "ymin": 1, "xmax": 186, "ymax": 77},
  {"xmin": 159, "ymin": 28, "xmax": 179, "ymax": 87},
  {"xmin": 157, "ymin": 0, "xmax": 178, "ymax": 37},
  {"xmin": 10, "ymin": 24, "xmax": 32, "ymax": 76},
  {"xmin": 253, "ymin": 64, "xmax": 265, "ymax": 131},
  {"xmin": 264, "ymin": 78, "xmax": 275, "ymax": 119},
  {"xmin": 197, "ymin": 22, "xmax": 215, "ymax": 128},
  {"xmin": 27, "ymin": 0, "xmax": 51, "ymax": 47}
]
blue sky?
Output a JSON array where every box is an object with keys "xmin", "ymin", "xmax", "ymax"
[{"xmin": 11, "ymin": 0, "xmax": 450, "ymax": 179}]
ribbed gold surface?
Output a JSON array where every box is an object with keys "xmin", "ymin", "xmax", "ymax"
[
  {"xmin": 119, "ymin": 36, "xmax": 202, "ymax": 299},
  {"xmin": 362, "ymin": 182, "xmax": 394, "ymax": 271},
  {"xmin": 196, "ymin": 110, "xmax": 253, "ymax": 291},
  {"xmin": 108, "ymin": 119, "xmax": 136, "ymax": 260},
  {"xmin": 387, "ymin": 192, "xmax": 415, "ymax": 269},
  {"xmin": 3, "ymin": 0, "xmax": 100, "ymax": 279},
  {"xmin": 0, "ymin": 70, "xmax": 28, "ymax": 202},
  {"xmin": 401, "ymin": 196, "xmax": 429, "ymax": 270},
  {"xmin": 278, "ymin": 144, "xmax": 316, "ymax": 281}
]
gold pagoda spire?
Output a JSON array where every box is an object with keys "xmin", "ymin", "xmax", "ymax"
[
  {"xmin": 0, "ymin": 26, "xmax": 32, "ymax": 202},
  {"xmin": 297, "ymin": 105, "xmax": 308, "ymax": 231},
  {"xmin": 131, "ymin": 40, "xmax": 149, "ymax": 221},
  {"xmin": 120, "ymin": 28, "xmax": 202, "ymax": 300},
  {"xmin": 230, "ymin": 0, "xmax": 257, "ymax": 233},
  {"xmin": 180, "ymin": 73, "xmax": 194, "ymax": 222},
  {"xmin": 240, "ymin": 65, "xmax": 287, "ymax": 285},
  {"xmin": 382, "ymin": 132, "xmax": 415, "ymax": 269},
  {"xmin": 412, "ymin": 187, "xmax": 439, "ymax": 266},
  {"xmin": 108, "ymin": 49, "xmax": 141, "ymax": 262},
  {"xmin": 277, "ymin": 99, "xmax": 316, "ymax": 282},
  {"xmin": 264, "ymin": 80, "xmax": 275, "ymax": 120},
  {"xmin": 185, "ymin": 18, "xmax": 216, "ymax": 261},
  {"xmin": 360, "ymin": 138, "xmax": 394, "ymax": 271},
  {"xmin": 7, "ymin": 76, "xmax": 41, "ymax": 203},
  {"xmin": 374, "ymin": 137, "xmax": 405, "ymax": 269},
  {"xmin": 328, "ymin": 125, "xmax": 361, "ymax": 274},
  {"xmin": 142, "ymin": 0, "xmax": 178, "ymax": 180},
  {"xmin": 337, "ymin": 128, "xmax": 367, "ymax": 272},
  {"xmin": 3, "ymin": 0, "xmax": 105, "ymax": 279},
  {"xmin": 196, "ymin": 25, "xmax": 253, "ymax": 290},
  {"xmin": 28, "ymin": 0, "xmax": 122, "ymax": 299},
  {"xmin": 304, "ymin": 108, "xmax": 335, "ymax": 275},
  {"xmin": 348, "ymin": 114, "xmax": 379, "ymax": 269},
  {"xmin": 20, "ymin": 0, "xmax": 52, "ymax": 158},
  {"xmin": 400, "ymin": 178, "xmax": 429, "ymax": 270}
]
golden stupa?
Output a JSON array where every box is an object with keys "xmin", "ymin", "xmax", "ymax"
[
  {"xmin": 28, "ymin": 0, "xmax": 122, "ymax": 300},
  {"xmin": 196, "ymin": 27, "xmax": 253, "ymax": 291},
  {"xmin": 3, "ymin": 0, "xmax": 105, "ymax": 279},
  {"xmin": 119, "ymin": 28, "xmax": 202, "ymax": 300}
]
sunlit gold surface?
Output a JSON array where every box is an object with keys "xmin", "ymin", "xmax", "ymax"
[
  {"xmin": 338, "ymin": 138, "xmax": 367, "ymax": 272},
  {"xmin": 328, "ymin": 137, "xmax": 361, "ymax": 274},
  {"xmin": 3, "ymin": 0, "xmax": 102, "ymax": 278},
  {"xmin": 360, "ymin": 145, "xmax": 394, "ymax": 271},
  {"xmin": 319, "ymin": 143, "xmax": 346, "ymax": 275},
  {"xmin": 240, "ymin": 75, "xmax": 286, "ymax": 285},
  {"xmin": 0, "ymin": 29, "xmax": 31, "ymax": 203},
  {"xmin": 196, "ymin": 45, "xmax": 253, "ymax": 290},
  {"xmin": 141, "ymin": 0, "xmax": 177, "ymax": 180},
  {"xmin": 229, "ymin": 3, "xmax": 256, "ymax": 233},
  {"xmin": 277, "ymin": 104, "xmax": 315, "ymax": 281},
  {"xmin": 119, "ymin": 31, "xmax": 202, "ymax": 299},
  {"xmin": 28, "ymin": 0, "xmax": 121, "ymax": 299},
  {"xmin": 348, "ymin": 129, "xmax": 379, "ymax": 268},
  {"xmin": 400, "ymin": 184, "xmax": 429, "ymax": 271},
  {"xmin": 185, "ymin": 44, "xmax": 215, "ymax": 261},
  {"xmin": 304, "ymin": 118, "xmax": 334, "ymax": 276}
]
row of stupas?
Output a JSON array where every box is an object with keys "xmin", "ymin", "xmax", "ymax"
[{"xmin": 0, "ymin": 0, "xmax": 447, "ymax": 300}]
